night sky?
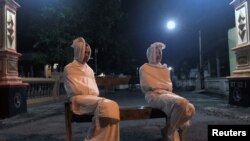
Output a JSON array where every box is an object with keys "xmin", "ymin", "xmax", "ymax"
[
  {"xmin": 16, "ymin": 0, "xmax": 235, "ymax": 75},
  {"xmin": 122, "ymin": 0, "xmax": 235, "ymax": 72}
]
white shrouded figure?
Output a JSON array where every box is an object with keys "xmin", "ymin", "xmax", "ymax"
[
  {"xmin": 63, "ymin": 37, "xmax": 120, "ymax": 141},
  {"xmin": 139, "ymin": 42, "xmax": 195, "ymax": 141}
]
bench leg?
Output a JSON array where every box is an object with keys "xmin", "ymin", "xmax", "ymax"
[
  {"xmin": 65, "ymin": 103, "xmax": 72, "ymax": 141},
  {"xmin": 161, "ymin": 116, "xmax": 187, "ymax": 141},
  {"xmin": 161, "ymin": 127, "xmax": 186, "ymax": 141}
]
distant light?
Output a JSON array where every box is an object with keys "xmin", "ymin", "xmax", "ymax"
[
  {"xmin": 53, "ymin": 63, "xmax": 59, "ymax": 70},
  {"xmin": 169, "ymin": 66, "xmax": 173, "ymax": 71},
  {"xmin": 166, "ymin": 20, "xmax": 176, "ymax": 30},
  {"xmin": 98, "ymin": 72, "xmax": 106, "ymax": 77}
]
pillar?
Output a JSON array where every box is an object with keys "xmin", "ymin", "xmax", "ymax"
[
  {"xmin": 228, "ymin": 0, "xmax": 250, "ymax": 107},
  {"xmin": 0, "ymin": 0, "xmax": 28, "ymax": 118}
]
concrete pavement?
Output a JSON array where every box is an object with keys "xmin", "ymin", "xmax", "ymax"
[{"xmin": 0, "ymin": 89, "xmax": 250, "ymax": 141}]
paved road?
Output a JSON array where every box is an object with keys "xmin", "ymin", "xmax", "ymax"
[{"xmin": 0, "ymin": 89, "xmax": 250, "ymax": 141}]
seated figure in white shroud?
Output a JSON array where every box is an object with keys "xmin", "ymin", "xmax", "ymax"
[
  {"xmin": 139, "ymin": 42, "xmax": 195, "ymax": 141},
  {"xmin": 64, "ymin": 37, "xmax": 120, "ymax": 141}
]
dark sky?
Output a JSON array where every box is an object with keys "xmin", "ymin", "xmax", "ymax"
[
  {"xmin": 16, "ymin": 0, "xmax": 235, "ymax": 73},
  {"xmin": 122, "ymin": 0, "xmax": 235, "ymax": 70}
]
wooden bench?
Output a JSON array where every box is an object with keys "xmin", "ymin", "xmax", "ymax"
[{"xmin": 64, "ymin": 101, "xmax": 186, "ymax": 141}]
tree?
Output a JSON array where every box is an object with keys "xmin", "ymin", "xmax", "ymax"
[{"xmin": 18, "ymin": 0, "xmax": 133, "ymax": 74}]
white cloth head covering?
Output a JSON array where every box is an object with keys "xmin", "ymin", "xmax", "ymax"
[
  {"xmin": 71, "ymin": 37, "xmax": 87, "ymax": 63},
  {"xmin": 146, "ymin": 42, "xmax": 166, "ymax": 64}
]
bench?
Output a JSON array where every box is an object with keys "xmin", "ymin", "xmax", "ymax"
[{"xmin": 64, "ymin": 101, "xmax": 186, "ymax": 141}]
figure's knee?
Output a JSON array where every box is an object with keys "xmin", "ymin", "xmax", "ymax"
[
  {"xmin": 176, "ymin": 98, "xmax": 189, "ymax": 109},
  {"xmin": 98, "ymin": 99, "xmax": 120, "ymax": 127},
  {"xmin": 175, "ymin": 98, "xmax": 195, "ymax": 118},
  {"xmin": 101, "ymin": 99, "xmax": 119, "ymax": 111},
  {"xmin": 98, "ymin": 99, "xmax": 120, "ymax": 120},
  {"xmin": 187, "ymin": 103, "xmax": 195, "ymax": 118}
]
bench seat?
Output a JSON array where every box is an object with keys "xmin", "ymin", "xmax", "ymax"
[{"xmin": 64, "ymin": 101, "xmax": 185, "ymax": 141}]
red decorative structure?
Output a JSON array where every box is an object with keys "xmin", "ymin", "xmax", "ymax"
[{"xmin": 0, "ymin": 0, "xmax": 28, "ymax": 119}]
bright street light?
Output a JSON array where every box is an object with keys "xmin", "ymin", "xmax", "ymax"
[{"xmin": 166, "ymin": 20, "xmax": 176, "ymax": 30}]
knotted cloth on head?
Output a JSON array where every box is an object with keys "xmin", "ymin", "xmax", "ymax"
[
  {"xmin": 71, "ymin": 37, "xmax": 86, "ymax": 62},
  {"xmin": 146, "ymin": 42, "xmax": 166, "ymax": 64}
]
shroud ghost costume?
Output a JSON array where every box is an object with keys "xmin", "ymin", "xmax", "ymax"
[
  {"xmin": 64, "ymin": 37, "xmax": 120, "ymax": 141},
  {"xmin": 139, "ymin": 42, "xmax": 195, "ymax": 141}
]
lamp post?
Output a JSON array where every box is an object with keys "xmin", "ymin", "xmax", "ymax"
[
  {"xmin": 198, "ymin": 30, "xmax": 204, "ymax": 89},
  {"xmin": 166, "ymin": 20, "xmax": 204, "ymax": 89},
  {"xmin": 95, "ymin": 48, "xmax": 98, "ymax": 74}
]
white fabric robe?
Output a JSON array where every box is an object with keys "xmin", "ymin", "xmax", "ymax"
[
  {"xmin": 64, "ymin": 60, "xmax": 120, "ymax": 141},
  {"xmin": 139, "ymin": 63, "xmax": 177, "ymax": 115},
  {"xmin": 139, "ymin": 63, "xmax": 195, "ymax": 141}
]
